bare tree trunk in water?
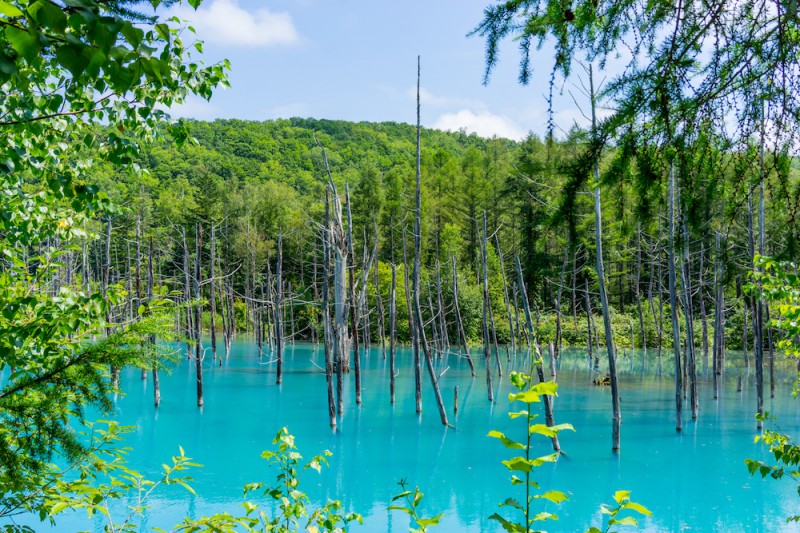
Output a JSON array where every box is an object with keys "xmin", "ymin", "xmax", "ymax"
[
  {"xmin": 403, "ymin": 229, "xmax": 421, "ymax": 413},
  {"xmin": 322, "ymin": 189, "xmax": 336, "ymax": 428},
  {"xmin": 590, "ymin": 65, "xmax": 620, "ymax": 451},
  {"xmin": 275, "ymin": 235, "xmax": 284, "ymax": 385},
  {"xmin": 148, "ymin": 235, "xmax": 160, "ymax": 407},
  {"xmin": 194, "ymin": 223, "xmax": 204, "ymax": 408},
  {"xmin": 680, "ymin": 213, "xmax": 698, "ymax": 419},
  {"xmin": 482, "ymin": 212, "xmax": 494, "ymax": 402},
  {"xmin": 390, "ymin": 260, "xmax": 397, "ymax": 405},
  {"xmin": 374, "ymin": 220, "xmax": 386, "ymax": 359},
  {"xmin": 318, "ymin": 141, "xmax": 349, "ymax": 415},
  {"xmin": 515, "ymin": 255, "xmax": 560, "ymax": 452},
  {"xmin": 495, "ymin": 234, "xmax": 516, "ymax": 357},
  {"xmin": 345, "ymin": 184, "xmax": 361, "ymax": 404},
  {"xmin": 668, "ymin": 161, "xmax": 683, "ymax": 432},
  {"xmin": 209, "ymin": 224, "xmax": 218, "ymax": 363},
  {"xmin": 413, "ymin": 57, "xmax": 448, "ymax": 426},
  {"xmin": 452, "ymin": 254, "xmax": 475, "ymax": 376},
  {"xmin": 104, "ymin": 217, "xmax": 119, "ymax": 389}
]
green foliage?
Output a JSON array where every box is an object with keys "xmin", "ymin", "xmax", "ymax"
[
  {"xmin": 388, "ymin": 480, "xmax": 443, "ymax": 533},
  {"xmin": 585, "ymin": 490, "xmax": 652, "ymax": 533},
  {"xmin": 43, "ymin": 421, "xmax": 199, "ymax": 533},
  {"xmin": 175, "ymin": 427, "xmax": 362, "ymax": 533},
  {"xmin": 749, "ymin": 256, "xmax": 800, "ymax": 360},
  {"xmin": 488, "ymin": 371, "xmax": 573, "ymax": 532},
  {"xmin": 746, "ymin": 257, "xmax": 800, "ymax": 522},
  {"xmin": 746, "ymin": 412, "xmax": 800, "ymax": 523},
  {"xmin": 0, "ymin": 0, "xmax": 228, "ymax": 525}
]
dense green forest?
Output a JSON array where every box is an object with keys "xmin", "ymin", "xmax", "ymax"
[{"xmin": 82, "ymin": 117, "xmax": 799, "ymax": 358}]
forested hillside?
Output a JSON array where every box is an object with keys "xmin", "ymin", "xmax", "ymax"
[{"xmin": 82, "ymin": 117, "xmax": 799, "ymax": 359}]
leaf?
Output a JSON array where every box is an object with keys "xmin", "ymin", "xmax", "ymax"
[
  {"xmin": 188, "ymin": 0, "xmax": 202, "ymax": 8},
  {"xmin": 501, "ymin": 457, "xmax": 533, "ymax": 472},
  {"xmin": 56, "ymin": 44, "xmax": 90, "ymax": 78},
  {"xmin": 499, "ymin": 497, "xmax": 523, "ymax": 510},
  {"xmin": 487, "ymin": 430, "xmax": 525, "ymax": 450},
  {"xmin": 6, "ymin": 26, "xmax": 41, "ymax": 62},
  {"xmin": 539, "ymin": 490, "xmax": 569, "ymax": 504},
  {"xmin": 613, "ymin": 490, "xmax": 631, "ymax": 504},
  {"xmin": 622, "ymin": 501, "xmax": 652, "ymax": 517},
  {"xmin": 609, "ymin": 516, "xmax": 639, "ymax": 526},
  {"xmin": 0, "ymin": 1, "xmax": 24, "ymax": 17},
  {"xmin": 417, "ymin": 514, "xmax": 443, "ymax": 527}
]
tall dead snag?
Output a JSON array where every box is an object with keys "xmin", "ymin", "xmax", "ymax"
[
  {"xmin": 104, "ymin": 217, "xmax": 119, "ymax": 389},
  {"xmin": 589, "ymin": 66, "xmax": 620, "ymax": 451},
  {"xmin": 136, "ymin": 216, "xmax": 146, "ymax": 380},
  {"xmin": 413, "ymin": 56, "xmax": 448, "ymax": 426},
  {"xmin": 452, "ymin": 254, "xmax": 475, "ymax": 376},
  {"xmin": 667, "ymin": 161, "xmax": 683, "ymax": 432},
  {"xmin": 319, "ymin": 140, "xmax": 348, "ymax": 414},
  {"xmin": 699, "ymin": 242, "xmax": 708, "ymax": 373},
  {"xmin": 149, "ymin": 235, "xmax": 160, "ymax": 408},
  {"xmin": 481, "ymin": 212, "xmax": 494, "ymax": 402},
  {"xmin": 390, "ymin": 260, "xmax": 397, "ymax": 405},
  {"xmin": 194, "ymin": 223, "xmax": 204, "ymax": 408},
  {"xmin": 554, "ymin": 237, "xmax": 569, "ymax": 359},
  {"xmin": 435, "ymin": 260, "xmax": 449, "ymax": 352},
  {"xmin": 344, "ymin": 184, "xmax": 361, "ymax": 404},
  {"xmin": 515, "ymin": 255, "xmax": 560, "ymax": 452},
  {"xmin": 712, "ymin": 233, "xmax": 722, "ymax": 399},
  {"xmin": 495, "ymin": 234, "xmax": 516, "ymax": 358},
  {"xmin": 403, "ymin": 229, "xmax": 421, "ymax": 413},
  {"xmin": 182, "ymin": 227, "xmax": 193, "ymax": 360},
  {"xmin": 636, "ymin": 224, "xmax": 647, "ymax": 360},
  {"xmin": 681, "ymin": 216, "xmax": 698, "ymax": 419},
  {"xmin": 209, "ymin": 224, "xmax": 218, "ymax": 363},
  {"xmin": 374, "ymin": 220, "xmax": 386, "ymax": 359},
  {"xmin": 755, "ymin": 120, "xmax": 767, "ymax": 426},
  {"xmin": 323, "ymin": 187, "xmax": 336, "ymax": 428},
  {"xmin": 275, "ymin": 234, "xmax": 284, "ymax": 385}
]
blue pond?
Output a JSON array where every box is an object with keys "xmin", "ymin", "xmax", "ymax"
[{"xmin": 21, "ymin": 342, "xmax": 800, "ymax": 532}]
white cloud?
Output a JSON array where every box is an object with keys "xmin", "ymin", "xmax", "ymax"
[
  {"xmin": 162, "ymin": 96, "xmax": 220, "ymax": 120},
  {"xmin": 431, "ymin": 109, "xmax": 527, "ymax": 141},
  {"xmin": 407, "ymin": 87, "xmax": 483, "ymax": 109},
  {"xmin": 168, "ymin": 0, "xmax": 300, "ymax": 47}
]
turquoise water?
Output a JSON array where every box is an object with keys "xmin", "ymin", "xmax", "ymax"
[{"xmin": 19, "ymin": 342, "xmax": 800, "ymax": 532}]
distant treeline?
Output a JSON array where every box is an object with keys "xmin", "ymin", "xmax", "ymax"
[{"xmin": 69, "ymin": 117, "xmax": 798, "ymax": 356}]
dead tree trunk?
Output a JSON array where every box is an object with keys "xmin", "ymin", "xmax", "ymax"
[
  {"xmin": 668, "ymin": 161, "xmax": 683, "ymax": 432},
  {"xmin": 209, "ymin": 224, "xmax": 218, "ymax": 363},
  {"xmin": 275, "ymin": 235, "xmax": 284, "ymax": 385},
  {"xmin": 452, "ymin": 254, "xmax": 475, "ymax": 376},
  {"xmin": 319, "ymin": 142, "xmax": 348, "ymax": 415},
  {"xmin": 413, "ymin": 57, "xmax": 449, "ymax": 426},
  {"xmin": 149, "ymin": 235, "xmax": 160, "ymax": 408},
  {"xmin": 515, "ymin": 255, "xmax": 560, "ymax": 452},
  {"xmin": 403, "ymin": 229, "xmax": 421, "ymax": 413},
  {"xmin": 390, "ymin": 260, "xmax": 397, "ymax": 405},
  {"xmin": 194, "ymin": 223, "xmax": 204, "ymax": 408},
  {"xmin": 374, "ymin": 220, "xmax": 386, "ymax": 359},
  {"xmin": 681, "ymin": 214, "xmax": 698, "ymax": 420},
  {"xmin": 345, "ymin": 184, "xmax": 361, "ymax": 404},
  {"xmin": 482, "ymin": 212, "xmax": 494, "ymax": 402},
  {"xmin": 495, "ymin": 233, "xmax": 517, "ymax": 357},
  {"xmin": 323, "ymin": 189, "xmax": 336, "ymax": 428},
  {"xmin": 104, "ymin": 217, "xmax": 119, "ymax": 389}
]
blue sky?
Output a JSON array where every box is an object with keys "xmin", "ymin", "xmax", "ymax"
[{"xmin": 162, "ymin": 0, "xmax": 595, "ymax": 140}]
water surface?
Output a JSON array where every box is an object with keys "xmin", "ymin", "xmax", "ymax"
[{"xmin": 21, "ymin": 342, "xmax": 800, "ymax": 532}]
